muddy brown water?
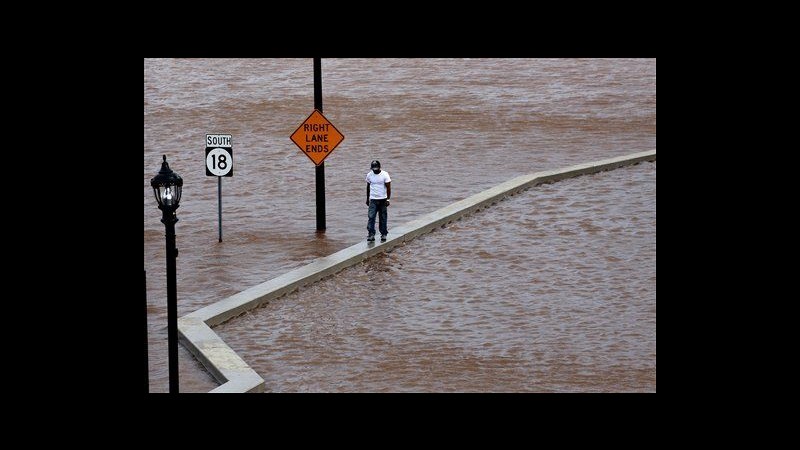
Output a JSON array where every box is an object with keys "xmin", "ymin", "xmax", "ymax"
[
  {"xmin": 144, "ymin": 58, "xmax": 655, "ymax": 392},
  {"xmin": 217, "ymin": 161, "xmax": 656, "ymax": 392}
]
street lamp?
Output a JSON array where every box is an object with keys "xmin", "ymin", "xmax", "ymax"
[{"xmin": 150, "ymin": 155, "xmax": 183, "ymax": 393}]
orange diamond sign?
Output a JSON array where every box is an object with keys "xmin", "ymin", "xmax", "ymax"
[{"xmin": 290, "ymin": 109, "xmax": 345, "ymax": 166}]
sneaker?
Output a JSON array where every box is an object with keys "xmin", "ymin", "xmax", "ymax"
[
  {"xmin": 380, "ymin": 235, "xmax": 387, "ymax": 241},
  {"xmin": 367, "ymin": 235, "xmax": 375, "ymax": 242}
]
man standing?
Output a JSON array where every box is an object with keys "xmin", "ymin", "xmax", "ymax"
[{"xmin": 366, "ymin": 160, "xmax": 391, "ymax": 242}]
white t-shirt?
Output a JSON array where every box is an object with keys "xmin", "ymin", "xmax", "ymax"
[{"xmin": 366, "ymin": 170, "xmax": 391, "ymax": 199}]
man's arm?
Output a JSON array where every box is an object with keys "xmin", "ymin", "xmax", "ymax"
[
  {"xmin": 366, "ymin": 183, "xmax": 370, "ymax": 206},
  {"xmin": 385, "ymin": 182, "xmax": 391, "ymax": 200}
]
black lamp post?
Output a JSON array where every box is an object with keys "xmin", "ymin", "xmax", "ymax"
[{"xmin": 150, "ymin": 155, "xmax": 183, "ymax": 393}]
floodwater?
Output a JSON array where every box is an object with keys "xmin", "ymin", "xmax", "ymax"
[
  {"xmin": 218, "ymin": 161, "xmax": 655, "ymax": 392},
  {"xmin": 144, "ymin": 58, "xmax": 656, "ymax": 392}
]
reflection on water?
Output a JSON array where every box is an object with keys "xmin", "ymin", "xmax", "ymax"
[
  {"xmin": 216, "ymin": 161, "xmax": 656, "ymax": 392},
  {"xmin": 144, "ymin": 58, "xmax": 656, "ymax": 392}
]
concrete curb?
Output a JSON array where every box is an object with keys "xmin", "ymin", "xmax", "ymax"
[{"xmin": 178, "ymin": 150, "xmax": 656, "ymax": 392}]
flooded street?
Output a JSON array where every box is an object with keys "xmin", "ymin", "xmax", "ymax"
[
  {"xmin": 217, "ymin": 161, "xmax": 656, "ymax": 392},
  {"xmin": 144, "ymin": 58, "xmax": 656, "ymax": 392}
]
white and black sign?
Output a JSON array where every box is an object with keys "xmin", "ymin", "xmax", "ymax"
[{"xmin": 205, "ymin": 134, "xmax": 233, "ymax": 177}]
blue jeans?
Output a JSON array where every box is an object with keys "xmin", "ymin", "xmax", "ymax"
[{"xmin": 367, "ymin": 199, "xmax": 388, "ymax": 236}]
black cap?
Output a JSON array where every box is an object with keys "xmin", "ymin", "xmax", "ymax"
[{"xmin": 371, "ymin": 160, "xmax": 381, "ymax": 169}]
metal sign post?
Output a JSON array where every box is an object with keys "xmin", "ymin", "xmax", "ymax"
[
  {"xmin": 218, "ymin": 177, "xmax": 222, "ymax": 242},
  {"xmin": 206, "ymin": 134, "xmax": 233, "ymax": 242},
  {"xmin": 314, "ymin": 57, "xmax": 325, "ymax": 232},
  {"xmin": 289, "ymin": 59, "xmax": 345, "ymax": 232}
]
